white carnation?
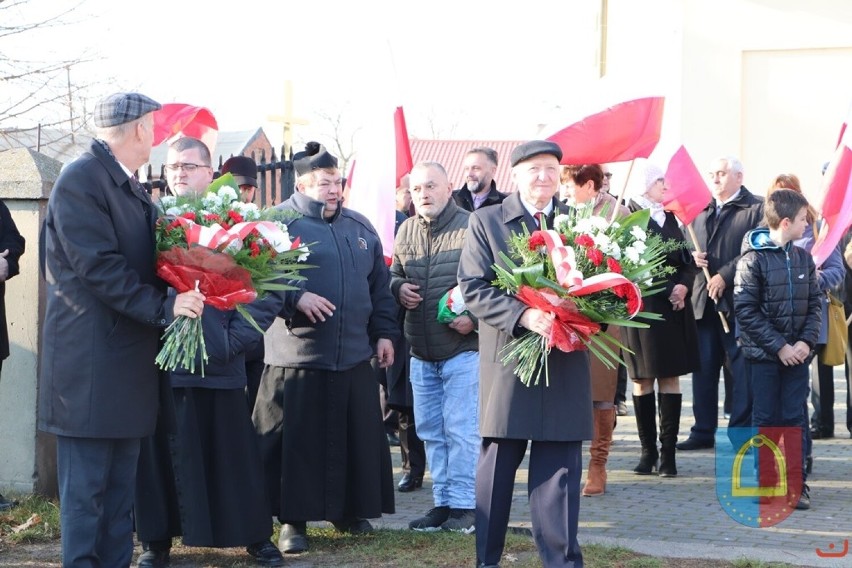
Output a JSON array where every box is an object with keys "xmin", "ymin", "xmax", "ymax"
[
  {"xmin": 217, "ymin": 185, "xmax": 239, "ymax": 203},
  {"xmin": 159, "ymin": 196, "xmax": 177, "ymax": 209},
  {"xmin": 630, "ymin": 225, "xmax": 647, "ymax": 241},
  {"xmin": 165, "ymin": 206, "xmax": 182, "ymax": 216}
]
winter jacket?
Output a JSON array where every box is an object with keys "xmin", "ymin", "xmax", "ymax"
[
  {"xmin": 390, "ymin": 200, "xmax": 477, "ymax": 361},
  {"xmin": 452, "ymin": 181, "xmax": 506, "ymax": 212},
  {"xmin": 734, "ymin": 228, "xmax": 822, "ymax": 362},
  {"xmin": 690, "ymin": 186, "xmax": 764, "ymax": 317},
  {"xmin": 263, "ymin": 191, "xmax": 399, "ymax": 371}
]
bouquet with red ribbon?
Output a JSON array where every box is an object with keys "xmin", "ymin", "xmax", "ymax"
[
  {"xmin": 155, "ymin": 174, "xmax": 312, "ymax": 375},
  {"xmin": 494, "ymin": 206, "xmax": 682, "ymax": 386}
]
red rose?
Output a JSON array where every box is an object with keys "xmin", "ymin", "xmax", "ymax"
[
  {"xmin": 606, "ymin": 257, "xmax": 622, "ymax": 274},
  {"xmin": 528, "ymin": 232, "xmax": 546, "ymax": 251},
  {"xmin": 228, "ymin": 210, "xmax": 244, "ymax": 224},
  {"xmin": 204, "ymin": 213, "xmax": 222, "ymax": 222},
  {"xmin": 166, "ymin": 219, "xmax": 182, "ymax": 232},
  {"xmin": 586, "ymin": 247, "xmax": 604, "ymax": 266},
  {"xmin": 574, "ymin": 234, "xmax": 594, "ymax": 248},
  {"xmin": 249, "ymin": 241, "xmax": 261, "ymax": 257},
  {"xmin": 181, "ymin": 212, "xmax": 197, "ymax": 221}
]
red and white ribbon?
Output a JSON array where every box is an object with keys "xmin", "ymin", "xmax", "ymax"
[
  {"xmin": 173, "ymin": 218, "xmax": 291, "ymax": 252},
  {"xmin": 539, "ymin": 229, "xmax": 642, "ymax": 317}
]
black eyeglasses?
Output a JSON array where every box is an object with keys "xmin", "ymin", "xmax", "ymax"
[
  {"xmin": 165, "ymin": 163, "xmax": 210, "ymax": 173},
  {"xmin": 603, "ymin": 172, "xmax": 613, "ymax": 178}
]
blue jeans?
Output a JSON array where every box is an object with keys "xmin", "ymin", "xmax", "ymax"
[
  {"xmin": 690, "ymin": 315, "xmax": 750, "ymax": 442},
  {"xmin": 410, "ymin": 351, "xmax": 480, "ymax": 509},
  {"xmin": 749, "ymin": 359, "xmax": 809, "ymax": 480}
]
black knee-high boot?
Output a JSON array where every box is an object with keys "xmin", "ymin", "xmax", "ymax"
[
  {"xmin": 658, "ymin": 393, "xmax": 682, "ymax": 477},
  {"xmin": 632, "ymin": 393, "xmax": 658, "ymax": 474}
]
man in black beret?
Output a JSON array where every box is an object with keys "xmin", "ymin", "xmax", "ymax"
[
  {"xmin": 254, "ymin": 142, "xmax": 399, "ymax": 554},
  {"xmin": 39, "ymin": 92, "xmax": 205, "ymax": 567},
  {"xmin": 458, "ymin": 140, "xmax": 593, "ymax": 567}
]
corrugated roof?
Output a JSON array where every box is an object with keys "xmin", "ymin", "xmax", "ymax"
[{"xmin": 410, "ymin": 139, "xmax": 525, "ymax": 193}]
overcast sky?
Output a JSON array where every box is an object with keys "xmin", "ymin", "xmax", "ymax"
[{"xmin": 3, "ymin": 0, "xmax": 609, "ymax": 148}]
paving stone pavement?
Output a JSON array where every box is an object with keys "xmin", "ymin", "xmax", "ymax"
[{"xmin": 373, "ymin": 370, "xmax": 852, "ymax": 567}]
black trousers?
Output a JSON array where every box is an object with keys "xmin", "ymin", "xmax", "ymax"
[{"xmin": 475, "ymin": 438, "xmax": 583, "ymax": 567}]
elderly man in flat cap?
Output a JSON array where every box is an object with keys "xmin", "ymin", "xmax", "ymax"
[
  {"xmin": 253, "ymin": 142, "xmax": 399, "ymax": 554},
  {"xmin": 39, "ymin": 92, "xmax": 205, "ymax": 568},
  {"xmin": 458, "ymin": 140, "xmax": 593, "ymax": 568}
]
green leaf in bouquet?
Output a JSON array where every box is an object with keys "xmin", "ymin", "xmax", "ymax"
[
  {"xmin": 616, "ymin": 207, "xmax": 651, "ymax": 232},
  {"xmin": 235, "ymin": 303, "xmax": 265, "ymax": 335},
  {"xmin": 207, "ymin": 172, "xmax": 239, "ymax": 194}
]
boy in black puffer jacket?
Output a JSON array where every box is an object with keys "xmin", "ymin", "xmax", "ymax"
[{"xmin": 734, "ymin": 189, "xmax": 822, "ymax": 511}]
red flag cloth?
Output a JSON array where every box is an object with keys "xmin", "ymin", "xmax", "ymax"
[
  {"xmin": 347, "ymin": 105, "xmax": 413, "ymax": 262},
  {"xmin": 811, "ymin": 144, "xmax": 852, "ymax": 265},
  {"xmin": 153, "ymin": 104, "xmax": 219, "ymax": 153},
  {"xmin": 545, "ymin": 97, "xmax": 664, "ymax": 165},
  {"xmin": 663, "ymin": 145, "xmax": 712, "ymax": 226}
]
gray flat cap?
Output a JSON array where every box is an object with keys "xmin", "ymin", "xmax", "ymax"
[
  {"xmin": 93, "ymin": 92, "xmax": 162, "ymax": 127},
  {"xmin": 510, "ymin": 140, "xmax": 563, "ymax": 167}
]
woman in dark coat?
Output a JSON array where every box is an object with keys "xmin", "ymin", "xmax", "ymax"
[{"xmin": 624, "ymin": 163, "xmax": 699, "ymax": 478}]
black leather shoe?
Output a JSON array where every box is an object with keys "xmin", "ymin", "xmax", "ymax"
[
  {"xmin": 278, "ymin": 522, "xmax": 308, "ymax": 554},
  {"xmin": 675, "ymin": 437, "xmax": 714, "ymax": 451},
  {"xmin": 398, "ymin": 472, "xmax": 423, "ymax": 492},
  {"xmin": 137, "ymin": 549, "xmax": 170, "ymax": 568},
  {"xmin": 246, "ymin": 540, "xmax": 285, "ymax": 566}
]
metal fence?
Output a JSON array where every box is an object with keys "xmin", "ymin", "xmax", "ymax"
[{"xmin": 141, "ymin": 146, "xmax": 295, "ymax": 207}]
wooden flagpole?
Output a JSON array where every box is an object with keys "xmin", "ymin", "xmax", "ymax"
[
  {"xmin": 609, "ymin": 159, "xmax": 635, "ymax": 223},
  {"xmin": 686, "ymin": 223, "xmax": 731, "ymax": 333}
]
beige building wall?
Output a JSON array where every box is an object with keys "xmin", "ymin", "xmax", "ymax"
[{"xmin": 605, "ymin": 0, "xmax": 852, "ymax": 198}]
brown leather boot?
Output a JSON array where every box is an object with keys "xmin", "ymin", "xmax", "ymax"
[{"xmin": 583, "ymin": 407, "xmax": 616, "ymax": 496}]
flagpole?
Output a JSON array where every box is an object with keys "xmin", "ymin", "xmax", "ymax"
[
  {"xmin": 609, "ymin": 159, "xmax": 634, "ymax": 223},
  {"xmin": 686, "ymin": 223, "xmax": 731, "ymax": 334}
]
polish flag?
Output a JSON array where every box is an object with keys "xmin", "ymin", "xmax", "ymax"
[
  {"xmin": 663, "ymin": 145, "xmax": 712, "ymax": 226},
  {"xmin": 346, "ymin": 106, "xmax": 413, "ymax": 262},
  {"xmin": 152, "ymin": 104, "xmax": 219, "ymax": 154},
  {"xmin": 543, "ymin": 96, "xmax": 665, "ymax": 165},
  {"xmin": 810, "ymin": 103, "xmax": 852, "ymax": 265}
]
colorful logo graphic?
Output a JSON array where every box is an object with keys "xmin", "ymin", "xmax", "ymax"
[{"xmin": 715, "ymin": 427, "xmax": 803, "ymax": 527}]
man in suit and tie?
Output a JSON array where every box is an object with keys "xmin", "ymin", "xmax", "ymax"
[{"xmin": 458, "ymin": 140, "xmax": 593, "ymax": 567}]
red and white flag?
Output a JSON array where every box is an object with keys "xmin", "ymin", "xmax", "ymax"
[
  {"xmin": 543, "ymin": 96, "xmax": 665, "ymax": 165},
  {"xmin": 152, "ymin": 104, "xmax": 219, "ymax": 154},
  {"xmin": 663, "ymin": 145, "xmax": 712, "ymax": 226},
  {"xmin": 346, "ymin": 106, "xmax": 413, "ymax": 262},
  {"xmin": 810, "ymin": 103, "xmax": 852, "ymax": 265}
]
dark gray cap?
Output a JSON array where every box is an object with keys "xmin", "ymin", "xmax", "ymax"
[
  {"xmin": 222, "ymin": 156, "xmax": 258, "ymax": 187},
  {"xmin": 93, "ymin": 92, "xmax": 161, "ymax": 127},
  {"xmin": 510, "ymin": 140, "xmax": 563, "ymax": 167}
]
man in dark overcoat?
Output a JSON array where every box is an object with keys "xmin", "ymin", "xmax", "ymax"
[
  {"xmin": 677, "ymin": 156, "xmax": 763, "ymax": 450},
  {"xmin": 458, "ymin": 140, "xmax": 593, "ymax": 568},
  {"xmin": 38, "ymin": 92, "xmax": 205, "ymax": 567},
  {"xmin": 0, "ymin": 198, "xmax": 25, "ymax": 511}
]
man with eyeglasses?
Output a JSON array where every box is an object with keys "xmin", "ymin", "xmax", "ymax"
[
  {"xmin": 163, "ymin": 137, "xmax": 214, "ymax": 196},
  {"xmin": 136, "ymin": 136, "xmax": 285, "ymax": 566},
  {"xmin": 253, "ymin": 141, "xmax": 399, "ymax": 555}
]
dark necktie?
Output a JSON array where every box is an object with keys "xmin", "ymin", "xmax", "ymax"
[{"xmin": 534, "ymin": 211, "xmax": 544, "ymax": 229}]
